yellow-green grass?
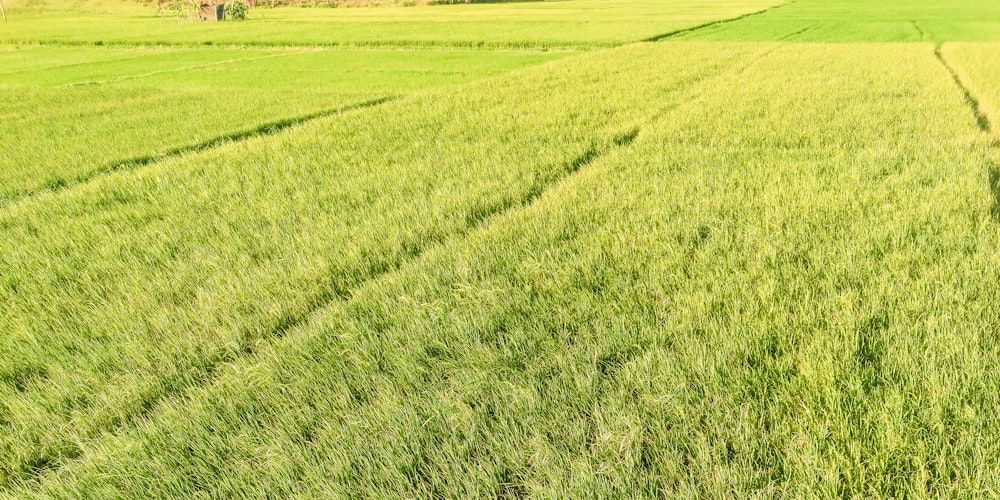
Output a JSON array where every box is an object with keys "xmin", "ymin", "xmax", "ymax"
[
  {"xmin": 11, "ymin": 42, "xmax": 1000, "ymax": 497},
  {"xmin": 0, "ymin": 0, "xmax": 150, "ymax": 14},
  {"xmin": 0, "ymin": 42, "xmax": 761, "ymax": 489},
  {"xmin": 0, "ymin": 0, "xmax": 784, "ymax": 48},
  {"xmin": 941, "ymin": 43, "xmax": 1000, "ymax": 132},
  {"xmin": 5, "ymin": 0, "xmax": 1000, "ymax": 496},
  {"xmin": 0, "ymin": 46, "xmax": 564, "ymax": 205}
]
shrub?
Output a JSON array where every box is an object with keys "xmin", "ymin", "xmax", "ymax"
[{"xmin": 225, "ymin": 0, "xmax": 249, "ymax": 20}]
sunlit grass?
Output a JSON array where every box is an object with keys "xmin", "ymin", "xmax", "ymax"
[
  {"xmin": 4, "ymin": 0, "xmax": 1000, "ymax": 497},
  {"xmin": 0, "ymin": 43, "xmax": 755, "ymax": 489},
  {"xmin": 0, "ymin": 0, "xmax": 784, "ymax": 48},
  {"xmin": 0, "ymin": 46, "xmax": 563, "ymax": 204},
  {"xmin": 14, "ymin": 43, "xmax": 1000, "ymax": 498}
]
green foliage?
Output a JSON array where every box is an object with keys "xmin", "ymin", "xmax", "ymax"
[
  {"xmin": 224, "ymin": 0, "xmax": 248, "ymax": 20},
  {"xmin": 162, "ymin": 1, "xmax": 182, "ymax": 19},
  {"xmin": 157, "ymin": 0, "xmax": 201, "ymax": 21}
]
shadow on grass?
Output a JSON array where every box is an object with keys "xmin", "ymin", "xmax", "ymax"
[{"xmin": 989, "ymin": 163, "xmax": 1000, "ymax": 221}]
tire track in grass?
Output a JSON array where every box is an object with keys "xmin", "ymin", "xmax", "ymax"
[
  {"xmin": 277, "ymin": 47, "xmax": 797, "ymax": 495},
  {"xmin": 0, "ymin": 96, "xmax": 396, "ymax": 210},
  {"xmin": 247, "ymin": 126, "xmax": 639, "ymax": 356},
  {"xmin": 643, "ymin": 1, "xmax": 794, "ymax": 42},
  {"xmin": 777, "ymin": 23, "xmax": 817, "ymax": 42},
  {"xmin": 11, "ymin": 43, "xmax": 787, "ymax": 490},
  {"xmin": 220, "ymin": 40, "xmax": 788, "ymax": 374},
  {"xmin": 3, "ymin": 38, "xmax": 601, "ymax": 51},
  {"xmin": 0, "ymin": 51, "xmax": 161, "ymax": 77},
  {"xmin": 7, "ymin": 45, "xmax": 782, "ymax": 487},
  {"xmin": 1, "ymin": 48, "xmax": 304, "ymax": 84},
  {"xmin": 911, "ymin": 21, "xmax": 928, "ymax": 42},
  {"xmin": 934, "ymin": 45, "xmax": 1000, "ymax": 219},
  {"xmin": 9, "ymin": 128, "xmax": 641, "ymax": 487}
]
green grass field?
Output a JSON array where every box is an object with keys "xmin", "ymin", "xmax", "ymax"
[
  {"xmin": 2, "ymin": 0, "xmax": 1000, "ymax": 497},
  {"xmin": 0, "ymin": 0, "xmax": 785, "ymax": 48},
  {"xmin": 0, "ymin": 46, "xmax": 563, "ymax": 204}
]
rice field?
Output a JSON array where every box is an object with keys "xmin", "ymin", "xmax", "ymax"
[
  {"xmin": 0, "ymin": 46, "xmax": 563, "ymax": 203},
  {"xmin": 3, "ymin": 0, "xmax": 1000, "ymax": 497}
]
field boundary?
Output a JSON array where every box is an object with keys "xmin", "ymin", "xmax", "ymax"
[
  {"xmin": 643, "ymin": 1, "xmax": 793, "ymax": 42},
  {"xmin": 0, "ymin": 96, "xmax": 395, "ymax": 210},
  {"xmin": 0, "ymin": 39, "xmax": 601, "ymax": 51}
]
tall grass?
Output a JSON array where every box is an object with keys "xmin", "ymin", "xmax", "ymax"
[
  {"xmin": 6, "ymin": 0, "xmax": 1000, "ymax": 496},
  {"xmin": 941, "ymin": 43, "xmax": 1000, "ymax": 133},
  {"xmin": 0, "ymin": 0, "xmax": 784, "ymax": 48},
  {"xmin": 12, "ymin": 43, "xmax": 1000, "ymax": 497},
  {"xmin": 0, "ymin": 43, "xmax": 758, "ymax": 489},
  {"xmin": 0, "ymin": 46, "xmax": 561, "ymax": 204}
]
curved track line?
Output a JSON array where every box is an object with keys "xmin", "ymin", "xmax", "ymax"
[
  {"xmin": 0, "ymin": 97, "xmax": 396, "ymax": 210},
  {"xmin": 643, "ymin": 1, "xmax": 794, "ymax": 42}
]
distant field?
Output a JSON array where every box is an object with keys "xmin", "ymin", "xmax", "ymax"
[
  {"xmin": 943, "ymin": 43, "xmax": 1000, "ymax": 131},
  {"xmin": 675, "ymin": 0, "xmax": 1000, "ymax": 42},
  {"xmin": 0, "ymin": 0, "xmax": 783, "ymax": 48},
  {"xmin": 3, "ymin": 0, "xmax": 1000, "ymax": 497}
]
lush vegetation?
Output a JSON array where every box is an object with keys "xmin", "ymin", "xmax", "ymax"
[
  {"xmin": 0, "ymin": 46, "xmax": 562, "ymax": 204},
  {"xmin": 3, "ymin": 0, "xmax": 1000, "ymax": 497}
]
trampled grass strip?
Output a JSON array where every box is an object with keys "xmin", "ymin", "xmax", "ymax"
[
  {"xmin": 776, "ymin": 24, "xmax": 817, "ymax": 41},
  {"xmin": 938, "ymin": 43, "xmax": 1000, "ymax": 219},
  {"xmin": 0, "ymin": 0, "xmax": 787, "ymax": 49},
  {"xmin": 0, "ymin": 43, "xmax": 762, "ymax": 489},
  {"xmin": 0, "ymin": 47, "xmax": 172, "ymax": 77},
  {"xmin": 643, "ymin": 1, "xmax": 793, "ymax": 42},
  {"xmin": 0, "ymin": 97, "xmax": 396, "ymax": 210},
  {"xmin": 0, "ymin": 47, "xmax": 563, "ymax": 204},
  {"xmin": 0, "ymin": 46, "xmax": 282, "ymax": 86},
  {"xmin": 911, "ymin": 21, "xmax": 928, "ymax": 42},
  {"xmin": 59, "ymin": 50, "xmax": 306, "ymax": 87},
  {"xmin": 17, "ymin": 43, "xmax": 1000, "ymax": 498},
  {"xmin": 935, "ymin": 47, "xmax": 994, "ymax": 134},
  {"xmin": 4, "ymin": 127, "xmax": 639, "ymax": 486}
]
